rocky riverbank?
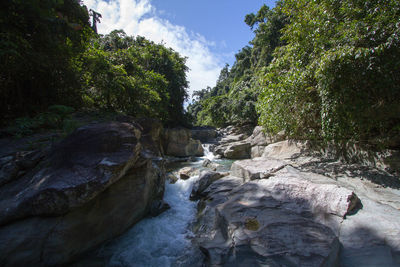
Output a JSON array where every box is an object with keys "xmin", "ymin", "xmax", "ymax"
[
  {"xmin": 190, "ymin": 126, "xmax": 400, "ymax": 266},
  {"xmin": 1, "ymin": 121, "xmax": 399, "ymax": 266},
  {"xmin": 0, "ymin": 119, "xmax": 204, "ymax": 266}
]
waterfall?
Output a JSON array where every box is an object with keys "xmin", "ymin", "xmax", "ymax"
[{"xmin": 202, "ymin": 144, "xmax": 215, "ymax": 161}]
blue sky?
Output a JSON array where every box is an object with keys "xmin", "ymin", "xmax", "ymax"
[{"xmin": 83, "ymin": 0, "xmax": 276, "ymax": 97}]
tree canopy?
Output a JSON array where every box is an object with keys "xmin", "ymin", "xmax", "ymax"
[
  {"xmin": 257, "ymin": 0, "xmax": 400, "ymax": 146},
  {"xmin": 1, "ymin": 0, "xmax": 92, "ymax": 120},
  {"xmin": 189, "ymin": 0, "xmax": 400, "ymax": 148},
  {"xmin": 1, "ymin": 2, "xmax": 189, "ymax": 127}
]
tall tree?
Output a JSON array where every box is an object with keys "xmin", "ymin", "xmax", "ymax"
[{"xmin": 0, "ymin": 0, "xmax": 92, "ymax": 121}]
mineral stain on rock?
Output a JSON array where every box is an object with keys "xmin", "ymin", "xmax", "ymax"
[{"xmin": 245, "ymin": 217, "xmax": 260, "ymax": 231}]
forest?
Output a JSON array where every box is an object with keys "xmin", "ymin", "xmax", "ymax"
[
  {"xmin": 188, "ymin": 0, "xmax": 400, "ymax": 148},
  {"xmin": 1, "ymin": 0, "xmax": 400, "ymax": 149},
  {"xmin": 1, "ymin": 0, "xmax": 189, "ymax": 131}
]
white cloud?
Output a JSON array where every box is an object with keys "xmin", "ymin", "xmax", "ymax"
[{"xmin": 83, "ymin": 0, "xmax": 222, "ymax": 99}]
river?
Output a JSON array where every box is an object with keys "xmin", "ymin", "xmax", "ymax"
[{"xmin": 76, "ymin": 144, "xmax": 231, "ymax": 266}]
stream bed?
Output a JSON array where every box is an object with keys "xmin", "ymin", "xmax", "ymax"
[{"xmin": 77, "ymin": 145, "xmax": 232, "ymax": 267}]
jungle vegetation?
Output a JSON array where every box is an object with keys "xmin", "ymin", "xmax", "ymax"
[
  {"xmin": 188, "ymin": 0, "xmax": 400, "ymax": 148},
  {"xmin": 1, "ymin": 0, "xmax": 189, "ymax": 130}
]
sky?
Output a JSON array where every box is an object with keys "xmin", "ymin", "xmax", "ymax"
[{"xmin": 83, "ymin": 0, "xmax": 276, "ymax": 99}]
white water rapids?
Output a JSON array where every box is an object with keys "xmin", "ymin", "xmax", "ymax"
[
  {"xmin": 80, "ymin": 145, "xmax": 219, "ymax": 266},
  {"xmin": 101, "ymin": 174, "xmax": 200, "ymax": 266}
]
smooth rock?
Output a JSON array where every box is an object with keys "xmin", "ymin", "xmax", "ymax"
[
  {"xmin": 223, "ymin": 142, "xmax": 251, "ymax": 159},
  {"xmin": 195, "ymin": 176, "xmax": 342, "ymax": 266},
  {"xmin": 231, "ymin": 158, "xmax": 287, "ymax": 181},
  {"xmin": 0, "ymin": 122, "xmax": 166, "ymax": 266},
  {"xmin": 262, "ymin": 140, "xmax": 310, "ymax": 159},
  {"xmin": 190, "ymin": 171, "xmax": 223, "ymax": 200},
  {"xmin": 250, "ymin": 145, "xmax": 266, "ymax": 158},
  {"xmin": 163, "ymin": 128, "xmax": 204, "ymax": 157}
]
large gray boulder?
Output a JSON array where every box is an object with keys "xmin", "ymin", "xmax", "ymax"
[
  {"xmin": 194, "ymin": 173, "xmax": 345, "ymax": 266},
  {"xmin": 262, "ymin": 140, "xmax": 310, "ymax": 159},
  {"xmin": 223, "ymin": 142, "xmax": 251, "ymax": 159},
  {"xmin": 163, "ymin": 128, "xmax": 204, "ymax": 157},
  {"xmin": 215, "ymin": 141, "xmax": 251, "ymax": 159},
  {"xmin": 221, "ymin": 147, "xmax": 400, "ymax": 266},
  {"xmin": 0, "ymin": 122, "xmax": 166, "ymax": 266},
  {"xmin": 192, "ymin": 150, "xmax": 373, "ymax": 266}
]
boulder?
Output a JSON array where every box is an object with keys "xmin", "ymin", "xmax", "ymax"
[
  {"xmin": 136, "ymin": 118, "xmax": 164, "ymax": 157},
  {"xmin": 178, "ymin": 166, "xmax": 199, "ymax": 180},
  {"xmin": 231, "ymin": 158, "xmax": 287, "ymax": 181},
  {"xmin": 0, "ymin": 150, "xmax": 46, "ymax": 187},
  {"xmin": 192, "ymin": 153, "xmax": 366, "ymax": 266},
  {"xmin": 247, "ymin": 126, "xmax": 270, "ymax": 147},
  {"xmin": 163, "ymin": 128, "xmax": 204, "ymax": 157},
  {"xmin": 194, "ymin": 173, "xmax": 344, "ymax": 266},
  {"xmin": 223, "ymin": 142, "xmax": 251, "ymax": 159},
  {"xmin": 250, "ymin": 145, "xmax": 266, "ymax": 158},
  {"xmin": 262, "ymin": 140, "xmax": 310, "ymax": 159},
  {"xmin": 190, "ymin": 170, "xmax": 223, "ymax": 200},
  {"xmin": 202, "ymin": 159, "xmax": 221, "ymax": 171},
  {"xmin": 0, "ymin": 122, "xmax": 166, "ymax": 266},
  {"xmin": 194, "ymin": 137, "xmax": 400, "ymax": 266},
  {"xmin": 231, "ymin": 160, "xmax": 361, "ymax": 218},
  {"xmin": 220, "ymin": 133, "xmax": 248, "ymax": 144},
  {"xmin": 214, "ymin": 144, "xmax": 228, "ymax": 156},
  {"xmin": 166, "ymin": 173, "xmax": 178, "ymax": 184}
]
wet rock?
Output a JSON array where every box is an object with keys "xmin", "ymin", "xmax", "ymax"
[
  {"xmin": 178, "ymin": 166, "xmax": 198, "ymax": 180},
  {"xmin": 166, "ymin": 173, "xmax": 178, "ymax": 184},
  {"xmin": 202, "ymin": 159, "xmax": 221, "ymax": 171},
  {"xmin": 149, "ymin": 200, "xmax": 171, "ymax": 217}
]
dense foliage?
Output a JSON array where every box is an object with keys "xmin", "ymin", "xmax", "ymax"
[
  {"xmin": 190, "ymin": 0, "xmax": 400, "ymax": 148},
  {"xmin": 257, "ymin": 0, "xmax": 400, "ymax": 146},
  {"xmin": 0, "ymin": 0, "xmax": 92, "ymax": 121},
  {"xmin": 1, "ymin": 1, "xmax": 189, "ymax": 128},
  {"xmin": 187, "ymin": 3, "xmax": 287, "ymax": 127},
  {"xmin": 83, "ymin": 30, "xmax": 189, "ymax": 125}
]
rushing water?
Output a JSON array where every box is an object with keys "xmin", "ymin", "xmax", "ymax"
[
  {"xmin": 78, "ymin": 145, "xmax": 224, "ymax": 267},
  {"xmin": 99, "ymin": 174, "xmax": 200, "ymax": 267}
]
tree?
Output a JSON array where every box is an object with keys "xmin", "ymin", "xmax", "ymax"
[
  {"xmin": 257, "ymin": 0, "xmax": 400, "ymax": 147},
  {"xmin": 82, "ymin": 31, "xmax": 189, "ymax": 125},
  {"xmin": 188, "ymin": 2, "xmax": 287, "ymax": 128},
  {"xmin": 0, "ymin": 0, "xmax": 92, "ymax": 121}
]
